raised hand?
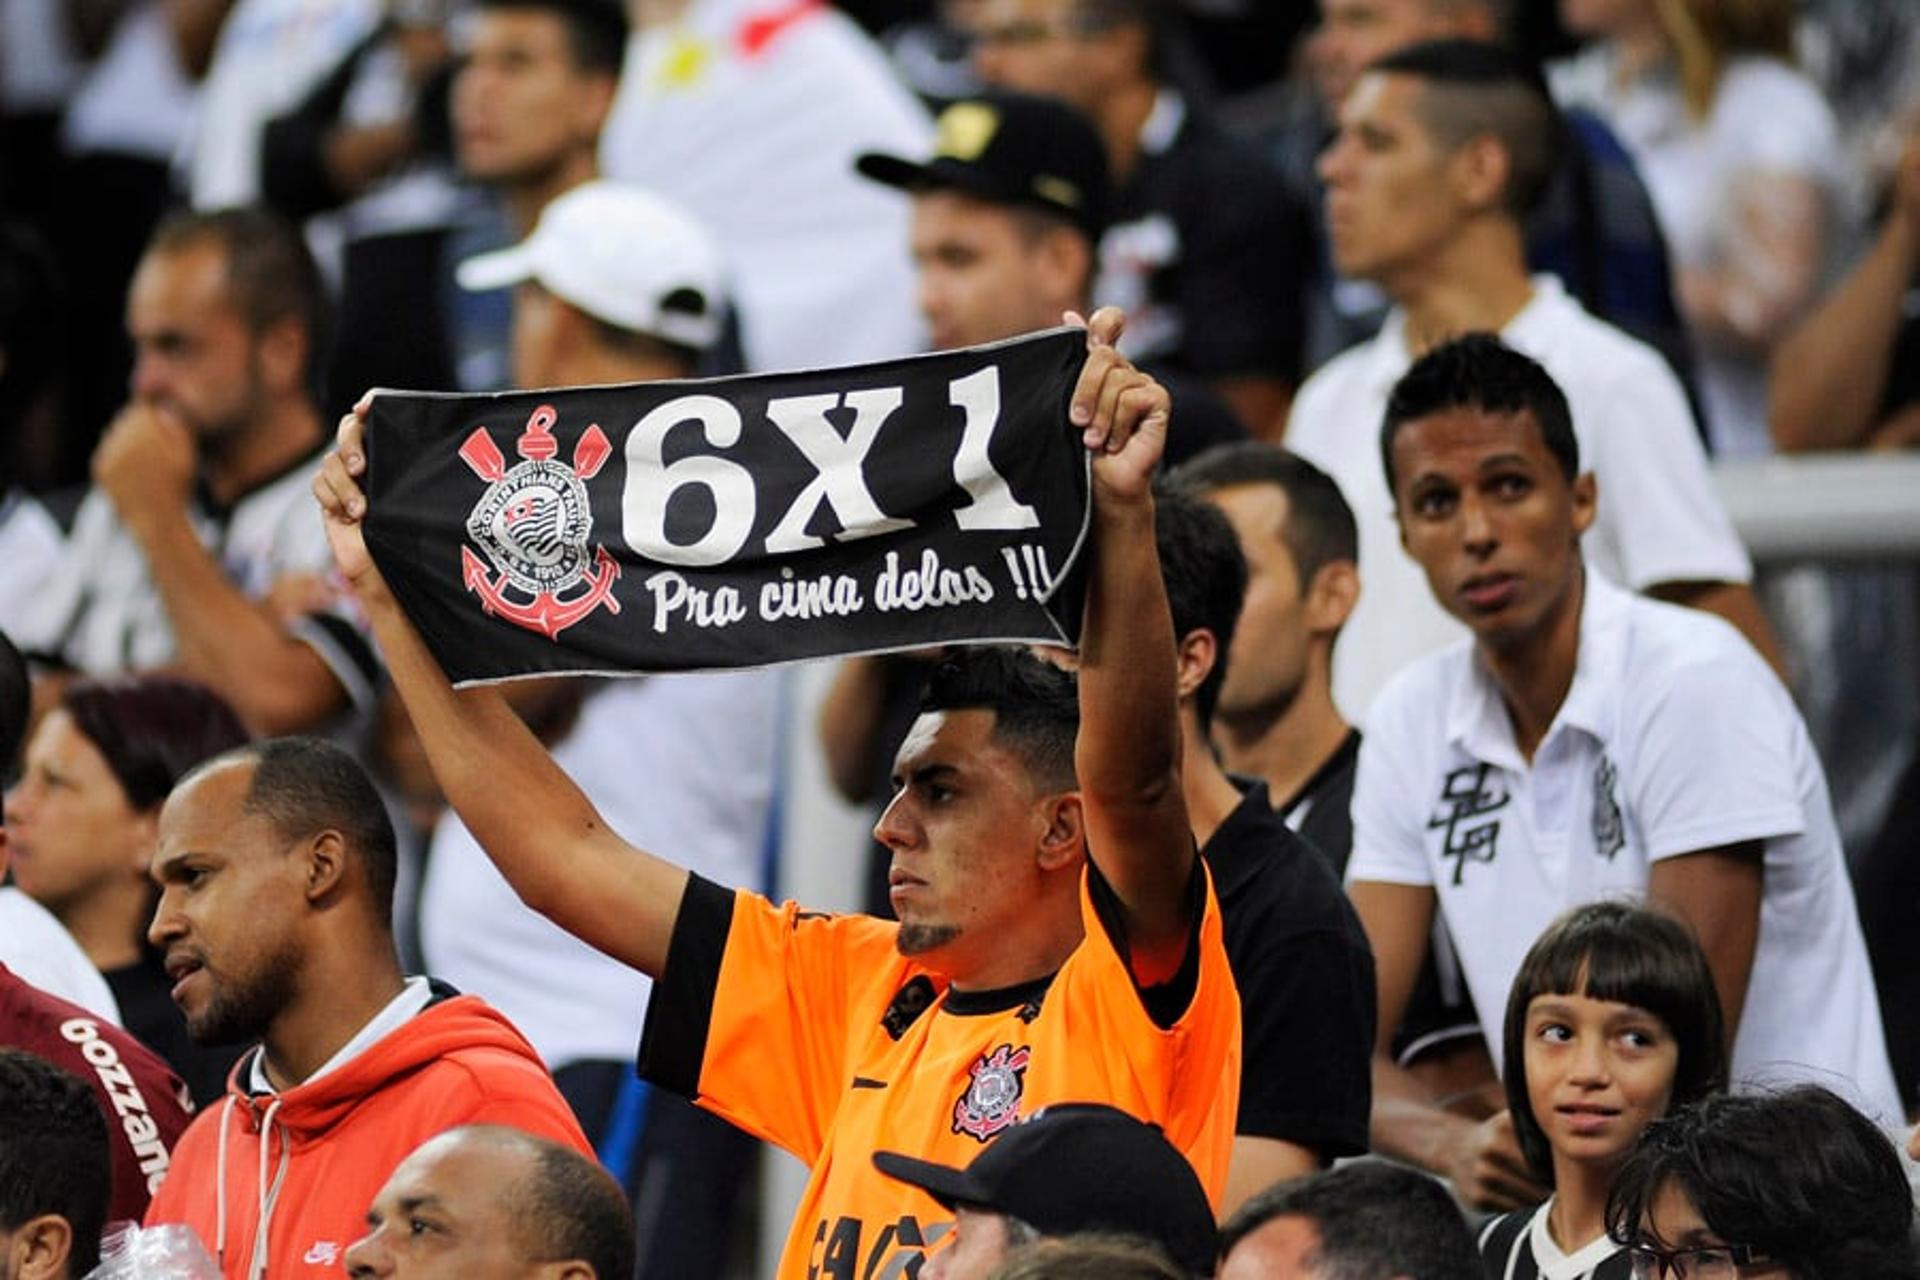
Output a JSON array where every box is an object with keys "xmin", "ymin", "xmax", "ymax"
[
  {"xmin": 1065, "ymin": 307, "xmax": 1169, "ymax": 507},
  {"xmin": 311, "ymin": 394, "xmax": 379, "ymax": 588}
]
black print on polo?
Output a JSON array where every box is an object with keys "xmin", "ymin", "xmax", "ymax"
[
  {"xmin": 1592, "ymin": 754, "xmax": 1626, "ymax": 860},
  {"xmin": 1427, "ymin": 763, "xmax": 1510, "ymax": 885},
  {"xmin": 361, "ymin": 328, "xmax": 1093, "ymax": 683}
]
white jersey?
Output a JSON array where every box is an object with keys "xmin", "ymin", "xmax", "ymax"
[
  {"xmin": 1347, "ymin": 573, "xmax": 1901, "ymax": 1122},
  {"xmin": 1285, "ymin": 275, "xmax": 1750, "ymax": 722},
  {"xmin": 10, "ymin": 456, "xmax": 377, "ymax": 710}
]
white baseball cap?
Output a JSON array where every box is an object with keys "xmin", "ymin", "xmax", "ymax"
[{"xmin": 456, "ymin": 180, "xmax": 727, "ymax": 351}]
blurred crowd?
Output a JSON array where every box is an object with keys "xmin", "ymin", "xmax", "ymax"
[{"xmin": 3, "ymin": 0, "xmax": 1920, "ymax": 1277}]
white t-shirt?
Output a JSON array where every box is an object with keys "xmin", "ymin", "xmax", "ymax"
[
  {"xmin": 10, "ymin": 459, "xmax": 377, "ymax": 711},
  {"xmin": 60, "ymin": 1, "xmax": 198, "ymax": 162},
  {"xmin": 186, "ymin": 0, "xmax": 381, "ymax": 207},
  {"xmin": 0, "ymin": 492, "xmax": 61, "ymax": 628},
  {"xmin": 1552, "ymin": 51, "xmax": 1842, "ymax": 458},
  {"xmin": 598, "ymin": 0, "xmax": 929, "ymax": 373},
  {"xmin": 419, "ymin": 669, "xmax": 778, "ymax": 1069},
  {"xmin": 1284, "ymin": 275, "xmax": 1751, "ymax": 722},
  {"xmin": 0, "ymin": 889, "xmax": 122, "ymax": 1024},
  {"xmin": 1347, "ymin": 572, "xmax": 1901, "ymax": 1122}
]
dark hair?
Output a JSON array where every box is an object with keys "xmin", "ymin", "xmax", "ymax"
[
  {"xmin": 1380, "ymin": 333, "xmax": 1577, "ymax": 495},
  {"xmin": 921, "ymin": 648, "xmax": 1080, "ymax": 793},
  {"xmin": 1220, "ymin": 1162, "xmax": 1479, "ymax": 1280},
  {"xmin": 1368, "ymin": 38, "xmax": 1563, "ymax": 218},
  {"xmin": 988, "ymin": 1233, "xmax": 1186, "ymax": 1280},
  {"xmin": 515, "ymin": 1134, "xmax": 636, "ymax": 1279},
  {"xmin": 147, "ymin": 207, "xmax": 329, "ymax": 383},
  {"xmin": 1502, "ymin": 901, "xmax": 1728, "ymax": 1186},
  {"xmin": 0, "ymin": 630, "xmax": 26, "ymax": 777},
  {"xmin": 1151, "ymin": 485, "xmax": 1246, "ymax": 729},
  {"xmin": 1168, "ymin": 442, "xmax": 1359, "ymax": 584},
  {"xmin": 471, "ymin": 0, "xmax": 628, "ymax": 77},
  {"xmin": 61, "ymin": 677, "xmax": 251, "ymax": 812},
  {"xmin": 188, "ymin": 737, "xmax": 399, "ymax": 923},
  {"xmin": 1606, "ymin": 1086, "xmax": 1919, "ymax": 1280},
  {"xmin": 0, "ymin": 221, "xmax": 65, "ymax": 434},
  {"xmin": 0, "ymin": 1049, "xmax": 111, "ymax": 1275}
]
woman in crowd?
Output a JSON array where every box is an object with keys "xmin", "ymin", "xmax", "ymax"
[
  {"xmin": 1478, "ymin": 902, "xmax": 1729, "ymax": 1280},
  {"xmin": 1607, "ymin": 1085, "xmax": 1919, "ymax": 1279},
  {"xmin": 3, "ymin": 675, "xmax": 250, "ymax": 1102},
  {"xmin": 1552, "ymin": 0, "xmax": 1841, "ymax": 458}
]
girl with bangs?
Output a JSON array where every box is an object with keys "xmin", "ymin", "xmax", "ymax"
[{"xmin": 1479, "ymin": 901, "xmax": 1728, "ymax": 1280}]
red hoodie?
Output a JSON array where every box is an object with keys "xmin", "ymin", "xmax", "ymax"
[{"xmin": 144, "ymin": 992, "xmax": 590, "ymax": 1278}]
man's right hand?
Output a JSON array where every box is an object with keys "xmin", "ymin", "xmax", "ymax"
[
  {"xmin": 1444, "ymin": 1109, "xmax": 1547, "ymax": 1212},
  {"xmin": 312, "ymin": 395, "xmax": 378, "ymax": 588}
]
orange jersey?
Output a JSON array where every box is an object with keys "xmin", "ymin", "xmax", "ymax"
[{"xmin": 639, "ymin": 865, "xmax": 1240, "ymax": 1279}]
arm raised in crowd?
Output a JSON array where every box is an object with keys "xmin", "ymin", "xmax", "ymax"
[
  {"xmin": 314, "ymin": 399, "xmax": 690, "ymax": 978},
  {"xmin": 1068, "ymin": 308, "xmax": 1195, "ymax": 986}
]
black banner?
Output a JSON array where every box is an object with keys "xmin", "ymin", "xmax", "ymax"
[{"xmin": 362, "ymin": 328, "xmax": 1091, "ymax": 684}]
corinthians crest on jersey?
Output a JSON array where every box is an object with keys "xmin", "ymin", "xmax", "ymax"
[{"xmin": 458, "ymin": 404, "xmax": 622, "ymax": 641}]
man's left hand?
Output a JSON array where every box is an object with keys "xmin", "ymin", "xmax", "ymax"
[{"xmin": 1067, "ymin": 306, "xmax": 1169, "ymax": 507}]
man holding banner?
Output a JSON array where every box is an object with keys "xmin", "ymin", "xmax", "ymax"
[{"xmin": 313, "ymin": 307, "xmax": 1239, "ymax": 1275}]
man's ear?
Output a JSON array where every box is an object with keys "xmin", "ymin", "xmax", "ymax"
[
  {"xmin": 1451, "ymin": 133, "xmax": 1512, "ymax": 214},
  {"xmin": 1173, "ymin": 628, "xmax": 1218, "ymax": 704},
  {"xmin": 1035, "ymin": 792, "xmax": 1085, "ymax": 873},
  {"xmin": 8, "ymin": 1213, "xmax": 75, "ymax": 1280},
  {"xmin": 256, "ymin": 315, "xmax": 310, "ymax": 396},
  {"xmin": 534, "ymin": 1262, "xmax": 596, "ymax": 1280},
  {"xmin": 302, "ymin": 829, "xmax": 351, "ymax": 904},
  {"xmin": 1305, "ymin": 560, "xmax": 1359, "ymax": 635},
  {"xmin": 1570, "ymin": 471, "xmax": 1598, "ymax": 539},
  {"xmin": 1037, "ymin": 225, "xmax": 1094, "ymax": 314}
]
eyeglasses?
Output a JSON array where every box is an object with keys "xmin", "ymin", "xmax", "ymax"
[
  {"xmin": 1627, "ymin": 1243, "xmax": 1774, "ymax": 1279},
  {"xmin": 970, "ymin": 14, "xmax": 1114, "ymax": 46}
]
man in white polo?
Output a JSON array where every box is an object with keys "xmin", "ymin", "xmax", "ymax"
[
  {"xmin": 1345, "ymin": 334, "xmax": 1899, "ymax": 1212},
  {"xmin": 1287, "ymin": 39, "xmax": 1775, "ymax": 720}
]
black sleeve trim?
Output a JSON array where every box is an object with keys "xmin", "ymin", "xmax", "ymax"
[
  {"xmin": 1087, "ymin": 856, "xmax": 1207, "ymax": 1031},
  {"xmin": 635, "ymin": 874, "xmax": 735, "ymax": 1099}
]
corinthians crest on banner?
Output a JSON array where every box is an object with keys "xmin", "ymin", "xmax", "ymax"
[
  {"xmin": 359, "ymin": 328, "xmax": 1094, "ymax": 684},
  {"xmin": 458, "ymin": 405, "xmax": 621, "ymax": 641}
]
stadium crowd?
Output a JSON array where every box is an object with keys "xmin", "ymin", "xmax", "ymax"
[{"xmin": 3, "ymin": 0, "xmax": 1920, "ymax": 1276}]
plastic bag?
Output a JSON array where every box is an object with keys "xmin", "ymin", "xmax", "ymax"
[{"xmin": 84, "ymin": 1223, "xmax": 221, "ymax": 1279}]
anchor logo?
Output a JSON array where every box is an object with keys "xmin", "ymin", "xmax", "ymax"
[{"xmin": 458, "ymin": 404, "xmax": 621, "ymax": 640}]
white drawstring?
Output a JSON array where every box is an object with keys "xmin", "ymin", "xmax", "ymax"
[
  {"xmin": 213, "ymin": 1097, "xmax": 237, "ymax": 1270},
  {"xmin": 249, "ymin": 1097, "xmax": 289, "ymax": 1279}
]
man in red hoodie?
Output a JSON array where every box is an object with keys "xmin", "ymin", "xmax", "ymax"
[{"xmin": 141, "ymin": 736, "xmax": 590, "ymax": 1279}]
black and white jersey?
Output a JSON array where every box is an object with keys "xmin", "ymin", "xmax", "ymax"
[{"xmin": 1478, "ymin": 1201, "xmax": 1633, "ymax": 1280}]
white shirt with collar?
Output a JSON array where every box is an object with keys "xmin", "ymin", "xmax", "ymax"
[
  {"xmin": 1347, "ymin": 572, "xmax": 1901, "ymax": 1122},
  {"xmin": 247, "ymin": 975, "xmax": 433, "ymax": 1094},
  {"xmin": 1284, "ymin": 275, "xmax": 1751, "ymax": 722}
]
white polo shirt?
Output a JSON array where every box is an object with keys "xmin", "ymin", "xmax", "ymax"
[
  {"xmin": 1285, "ymin": 276, "xmax": 1751, "ymax": 721},
  {"xmin": 1348, "ymin": 572, "xmax": 1901, "ymax": 1122}
]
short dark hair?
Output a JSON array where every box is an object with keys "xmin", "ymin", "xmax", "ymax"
[
  {"xmin": 0, "ymin": 630, "xmax": 27, "ymax": 777},
  {"xmin": 61, "ymin": 677, "xmax": 251, "ymax": 812},
  {"xmin": 921, "ymin": 648, "xmax": 1080, "ymax": 793},
  {"xmin": 1607, "ymin": 1086, "xmax": 1918, "ymax": 1280},
  {"xmin": 988, "ymin": 1233, "xmax": 1186, "ymax": 1280},
  {"xmin": 1220, "ymin": 1162, "xmax": 1479, "ymax": 1280},
  {"xmin": 191, "ymin": 737, "xmax": 399, "ymax": 923},
  {"xmin": 147, "ymin": 207, "xmax": 329, "ymax": 381},
  {"xmin": 511, "ymin": 1133, "xmax": 635, "ymax": 1279},
  {"xmin": 472, "ymin": 0, "xmax": 628, "ymax": 77},
  {"xmin": 1368, "ymin": 39, "xmax": 1562, "ymax": 219},
  {"xmin": 0, "ymin": 1049, "xmax": 111, "ymax": 1275},
  {"xmin": 1381, "ymin": 333, "xmax": 1577, "ymax": 496},
  {"xmin": 1502, "ymin": 901, "xmax": 1728, "ymax": 1186},
  {"xmin": 1168, "ymin": 442, "xmax": 1359, "ymax": 584},
  {"xmin": 1151, "ymin": 485, "xmax": 1246, "ymax": 729}
]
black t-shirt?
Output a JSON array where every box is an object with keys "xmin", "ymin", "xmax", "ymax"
[
  {"xmin": 1201, "ymin": 781, "xmax": 1375, "ymax": 1157},
  {"xmin": 1101, "ymin": 96, "xmax": 1310, "ymax": 387},
  {"xmin": 106, "ymin": 954, "xmax": 249, "ymax": 1107},
  {"xmin": 1274, "ymin": 727, "xmax": 1361, "ymax": 877}
]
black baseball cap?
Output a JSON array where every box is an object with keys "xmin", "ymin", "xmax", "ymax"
[
  {"xmin": 856, "ymin": 91, "xmax": 1112, "ymax": 240},
  {"xmin": 872, "ymin": 1103, "xmax": 1217, "ymax": 1276}
]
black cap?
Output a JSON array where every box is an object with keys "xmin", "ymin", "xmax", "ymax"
[
  {"xmin": 872, "ymin": 1103, "xmax": 1217, "ymax": 1276},
  {"xmin": 856, "ymin": 92, "xmax": 1112, "ymax": 240}
]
